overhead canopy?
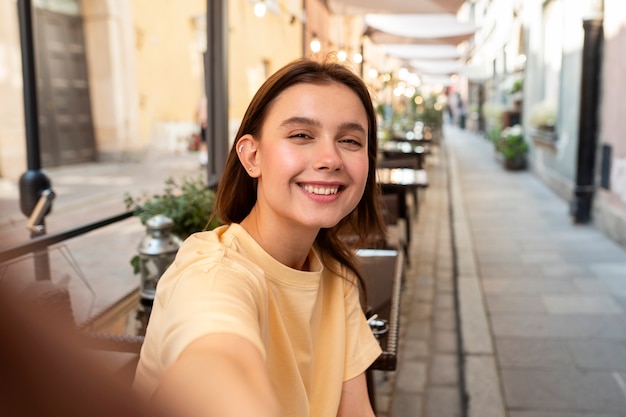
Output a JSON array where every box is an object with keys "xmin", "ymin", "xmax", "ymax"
[
  {"xmin": 327, "ymin": 0, "xmax": 480, "ymax": 81},
  {"xmin": 328, "ymin": 0, "xmax": 467, "ymax": 15},
  {"xmin": 364, "ymin": 14, "xmax": 477, "ymax": 45}
]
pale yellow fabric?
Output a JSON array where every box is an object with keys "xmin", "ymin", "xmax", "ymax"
[{"xmin": 134, "ymin": 223, "xmax": 382, "ymax": 417}]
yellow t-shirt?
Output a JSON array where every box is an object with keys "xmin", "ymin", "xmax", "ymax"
[{"xmin": 134, "ymin": 223, "xmax": 382, "ymax": 417}]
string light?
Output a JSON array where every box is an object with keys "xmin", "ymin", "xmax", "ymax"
[
  {"xmin": 254, "ymin": 0, "xmax": 266, "ymax": 18},
  {"xmin": 310, "ymin": 34, "xmax": 321, "ymax": 53},
  {"xmin": 337, "ymin": 50, "xmax": 347, "ymax": 61}
]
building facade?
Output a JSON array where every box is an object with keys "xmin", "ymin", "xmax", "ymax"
[
  {"xmin": 0, "ymin": 0, "xmax": 309, "ymax": 181},
  {"xmin": 465, "ymin": 0, "xmax": 626, "ymax": 247}
]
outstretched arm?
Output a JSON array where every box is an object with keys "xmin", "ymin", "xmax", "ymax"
[
  {"xmin": 337, "ymin": 372, "xmax": 376, "ymax": 417},
  {"xmin": 152, "ymin": 333, "xmax": 281, "ymax": 417}
]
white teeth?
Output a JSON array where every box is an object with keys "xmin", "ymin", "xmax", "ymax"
[{"xmin": 302, "ymin": 185, "xmax": 339, "ymax": 195}]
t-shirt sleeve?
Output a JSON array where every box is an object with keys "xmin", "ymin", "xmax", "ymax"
[
  {"xmin": 156, "ymin": 259, "xmax": 268, "ymax": 369},
  {"xmin": 342, "ymin": 274, "xmax": 383, "ymax": 381}
]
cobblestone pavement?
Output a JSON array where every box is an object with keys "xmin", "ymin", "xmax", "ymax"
[{"xmin": 373, "ymin": 136, "xmax": 464, "ymax": 417}]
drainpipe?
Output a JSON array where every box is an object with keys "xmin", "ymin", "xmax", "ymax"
[
  {"xmin": 205, "ymin": 0, "xmax": 229, "ymax": 189},
  {"xmin": 570, "ymin": 0, "xmax": 604, "ymax": 223}
]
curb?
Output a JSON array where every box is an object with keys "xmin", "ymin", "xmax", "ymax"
[{"xmin": 445, "ymin": 131, "xmax": 507, "ymax": 417}]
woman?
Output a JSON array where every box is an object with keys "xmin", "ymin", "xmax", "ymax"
[{"xmin": 134, "ymin": 57, "xmax": 386, "ymax": 417}]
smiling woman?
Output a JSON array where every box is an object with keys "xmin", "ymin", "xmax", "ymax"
[{"xmin": 133, "ymin": 58, "xmax": 387, "ymax": 417}]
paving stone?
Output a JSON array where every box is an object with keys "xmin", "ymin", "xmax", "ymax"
[
  {"xmin": 490, "ymin": 315, "xmax": 626, "ymax": 339},
  {"xmin": 433, "ymin": 330, "xmax": 458, "ymax": 353},
  {"xmin": 429, "ymin": 354, "xmax": 459, "ymax": 386},
  {"xmin": 425, "ymin": 386, "xmax": 462, "ymax": 417},
  {"xmin": 395, "ymin": 361, "xmax": 427, "ymax": 393},
  {"xmin": 433, "ymin": 309, "xmax": 456, "ymax": 331},
  {"xmin": 501, "ymin": 369, "xmax": 626, "ymax": 413},
  {"xmin": 400, "ymin": 339, "xmax": 430, "ymax": 360},
  {"xmin": 495, "ymin": 338, "xmax": 573, "ymax": 368},
  {"xmin": 481, "ymin": 278, "xmax": 579, "ymax": 294},
  {"xmin": 572, "ymin": 277, "xmax": 612, "ymax": 294},
  {"xmin": 478, "ymin": 264, "xmax": 543, "ymax": 279},
  {"xmin": 542, "ymin": 294, "xmax": 623, "ymax": 314},
  {"xmin": 567, "ymin": 340, "xmax": 626, "ymax": 370},
  {"xmin": 486, "ymin": 294, "xmax": 547, "ymax": 313},
  {"xmin": 391, "ymin": 393, "xmax": 423, "ymax": 417}
]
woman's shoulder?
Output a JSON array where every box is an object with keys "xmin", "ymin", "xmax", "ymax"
[{"xmin": 165, "ymin": 224, "xmax": 267, "ymax": 287}]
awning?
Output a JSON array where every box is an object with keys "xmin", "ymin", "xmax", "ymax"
[
  {"xmin": 328, "ymin": 0, "xmax": 467, "ymax": 15},
  {"xmin": 365, "ymin": 14, "xmax": 477, "ymax": 45}
]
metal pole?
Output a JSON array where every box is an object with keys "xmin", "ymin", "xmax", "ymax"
[
  {"xmin": 205, "ymin": 0, "xmax": 229, "ymax": 189},
  {"xmin": 17, "ymin": 0, "xmax": 53, "ymax": 280},
  {"xmin": 17, "ymin": 0, "xmax": 41, "ymax": 171},
  {"xmin": 570, "ymin": 10, "xmax": 603, "ymax": 223}
]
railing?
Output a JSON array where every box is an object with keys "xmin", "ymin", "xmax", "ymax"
[{"xmin": 0, "ymin": 212, "xmax": 133, "ymax": 264}]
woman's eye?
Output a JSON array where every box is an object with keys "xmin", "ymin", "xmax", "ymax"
[
  {"xmin": 340, "ymin": 137, "xmax": 364, "ymax": 148},
  {"xmin": 289, "ymin": 133, "xmax": 312, "ymax": 139}
]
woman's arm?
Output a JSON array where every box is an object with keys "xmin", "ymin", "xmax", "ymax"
[
  {"xmin": 336, "ymin": 372, "xmax": 376, "ymax": 417},
  {"xmin": 152, "ymin": 333, "xmax": 281, "ymax": 417}
]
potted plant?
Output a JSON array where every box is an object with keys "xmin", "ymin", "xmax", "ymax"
[
  {"xmin": 495, "ymin": 124, "xmax": 528, "ymax": 170},
  {"xmin": 124, "ymin": 175, "xmax": 222, "ymax": 273}
]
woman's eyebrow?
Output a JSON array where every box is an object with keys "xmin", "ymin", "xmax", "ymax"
[
  {"xmin": 280, "ymin": 116, "xmax": 321, "ymax": 128},
  {"xmin": 280, "ymin": 117, "xmax": 366, "ymax": 135}
]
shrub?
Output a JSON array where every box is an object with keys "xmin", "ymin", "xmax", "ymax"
[{"xmin": 496, "ymin": 124, "xmax": 528, "ymax": 160}]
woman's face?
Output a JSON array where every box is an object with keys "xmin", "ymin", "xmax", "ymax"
[{"xmin": 248, "ymin": 81, "xmax": 370, "ymax": 233}]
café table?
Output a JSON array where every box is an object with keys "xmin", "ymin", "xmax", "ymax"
[{"xmin": 380, "ymin": 140, "xmax": 427, "ymax": 169}]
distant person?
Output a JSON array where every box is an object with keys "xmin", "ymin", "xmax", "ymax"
[
  {"xmin": 196, "ymin": 95, "xmax": 208, "ymax": 165},
  {"xmin": 134, "ymin": 57, "xmax": 386, "ymax": 416}
]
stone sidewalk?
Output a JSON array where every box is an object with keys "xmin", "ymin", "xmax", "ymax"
[
  {"xmin": 376, "ymin": 124, "xmax": 626, "ymax": 417},
  {"xmin": 448, "ymin": 125, "xmax": 626, "ymax": 417}
]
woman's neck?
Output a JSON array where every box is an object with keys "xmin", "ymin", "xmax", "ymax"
[{"xmin": 239, "ymin": 213, "xmax": 316, "ymax": 271}]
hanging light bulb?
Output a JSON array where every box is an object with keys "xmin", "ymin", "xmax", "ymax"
[
  {"xmin": 254, "ymin": 0, "xmax": 266, "ymax": 18},
  {"xmin": 310, "ymin": 35, "xmax": 321, "ymax": 53},
  {"xmin": 337, "ymin": 49, "xmax": 347, "ymax": 62},
  {"xmin": 352, "ymin": 52, "xmax": 363, "ymax": 64}
]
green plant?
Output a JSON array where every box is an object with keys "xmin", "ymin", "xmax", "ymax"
[
  {"xmin": 496, "ymin": 124, "xmax": 528, "ymax": 160},
  {"xmin": 487, "ymin": 126, "xmax": 503, "ymax": 144},
  {"xmin": 509, "ymin": 78, "xmax": 523, "ymax": 95},
  {"xmin": 124, "ymin": 176, "xmax": 221, "ymax": 273}
]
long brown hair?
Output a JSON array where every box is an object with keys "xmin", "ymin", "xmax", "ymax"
[{"xmin": 215, "ymin": 57, "xmax": 386, "ymax": 290}]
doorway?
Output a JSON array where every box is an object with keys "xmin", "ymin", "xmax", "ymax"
[{"xmin": 34, "ymin": 7, "xmax": 96, "ymax": 167}]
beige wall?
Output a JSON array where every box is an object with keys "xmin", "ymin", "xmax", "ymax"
[
  {"xmin": 82, "ymin": 0, "xmax": 140, "ymax": 157},
  {"xmin": 228, "ymin": 0, "xmax": 303, "ymax": 140},
  {"xmin": 0, "ymin": 2, "xmax": 27, "ymax": 181},
  {"xmin": 130, "ymin": 0, "xmax": 206, "ymax": 151}
]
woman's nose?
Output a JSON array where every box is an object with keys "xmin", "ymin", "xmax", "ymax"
[{"xmin": 313, "ymin": 140, "xmax": 343, "ymax": 171}]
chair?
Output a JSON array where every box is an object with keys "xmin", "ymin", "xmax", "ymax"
[{"xmin": 378, "ymin": 193, "xmax": 408, "ymax": 258}]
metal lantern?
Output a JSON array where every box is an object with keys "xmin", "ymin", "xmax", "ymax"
[{"xmin": 137, "ymin": 214, "xmax": 182, "ymax": 302}]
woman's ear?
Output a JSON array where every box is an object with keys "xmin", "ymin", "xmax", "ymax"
[{"xmin": 236, "ymin": 134, "xmax": 259, "ymax": 177}]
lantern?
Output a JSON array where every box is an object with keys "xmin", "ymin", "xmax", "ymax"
[{"xmin": 137, "ymin": 214, "xmax": 182, "ymax": 302}]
